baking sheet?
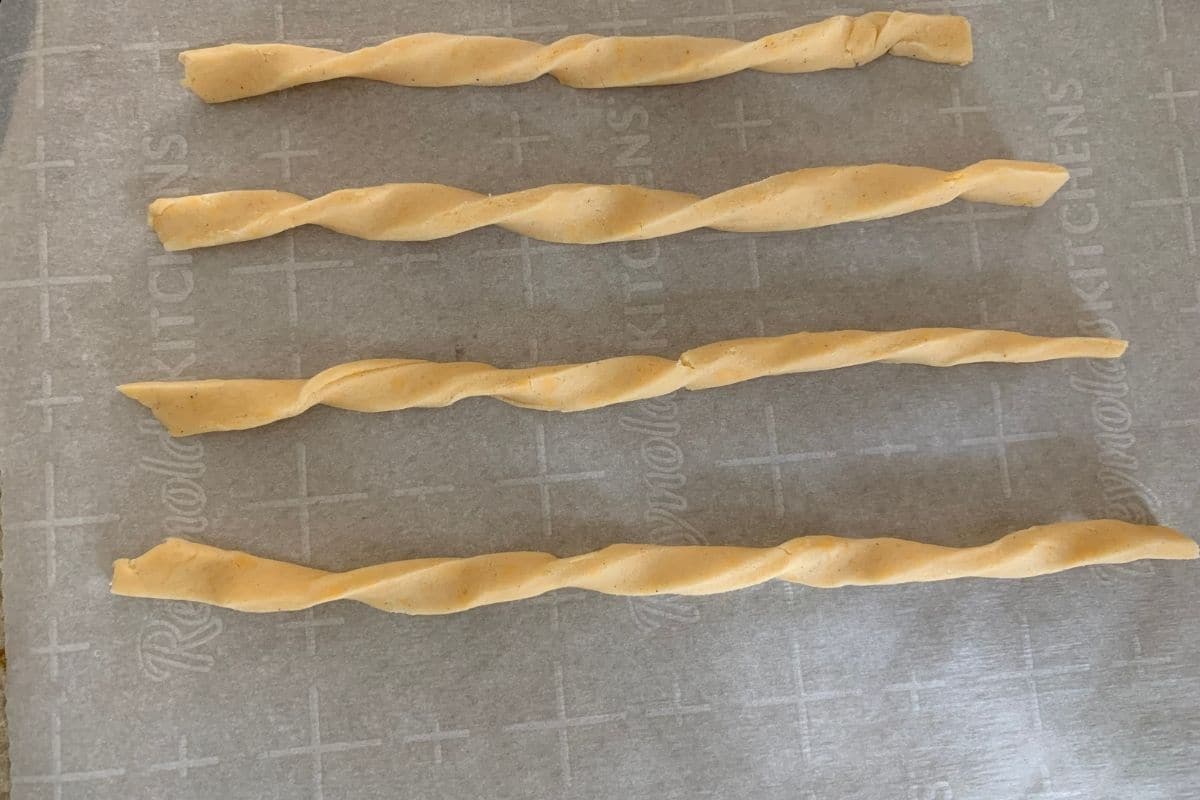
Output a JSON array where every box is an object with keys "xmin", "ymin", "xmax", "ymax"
[{"xmin": 2, "ymin": 0, "xmax": 1198, "ymax": 797}]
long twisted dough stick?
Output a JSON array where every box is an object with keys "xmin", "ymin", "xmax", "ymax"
[
  {"xmin": 112, "ymin": 521, "xmax": 1198, "ymax": 615},
  {"xmin": 149, "ymin": 160, "xmax": 1068, "ymax": 250},
  {"xmin": 180, "ymin": 12, "xmax": 972, "ymax": 103},
  {"xmin": 119, "ymin": 328, "xmax": 1126, "ymax": 436}
]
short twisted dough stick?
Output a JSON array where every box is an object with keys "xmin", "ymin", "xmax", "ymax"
[
  {"xmin": 180, "ymin": 12, "xmax": 972, "ymax": 103},
  {"xmin": 119, "ymin": 328, "xmax": 1126, "ymax": 436},
  {"xmin": 112, "ymin": 521, "xmax": 1198, "ymax": 615},
  {"xmin": 148, "ymin": 160, "xmax": 1068, "ymax": 250}
]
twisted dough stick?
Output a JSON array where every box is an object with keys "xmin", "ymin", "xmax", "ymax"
[
  {"xmin": 112, "ymin": 521, "xmax": 1198, "ymax": 615},
  {"xmin": 180, "ymin": 12, "xmax": 972, "ymax": 103},
  {"xmin": 119, "ymin": 328, "xmax": 1126, "ymax": 436},
  {"xmin": 149, "ymin": 159, "xmax": 1068, "ymax": 250}
]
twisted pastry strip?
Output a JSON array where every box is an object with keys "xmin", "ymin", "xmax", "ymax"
[
  {"xmin": 149, "ymin": 159, "xmax": 1068, "ymax": 250},
  {"xmin": 180, "ymin": 12, "xmax": 972, "ymax": 103},
  {"xmin": 119, "ymin": 328, "xmax": 1126, "ymax": 436},
  {"xmin": 112, "ymin": 521, "xmax": 1198, "ymax": 615}
]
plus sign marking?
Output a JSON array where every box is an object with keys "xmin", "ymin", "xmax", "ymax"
[
  {"xmin": 497, "ymin": 111, "xmax": 550, "ymax": 167},
  {"xmin": 746, "ymin": 638, "xmax": 862, "ymax": 763},
  {"xmin": 260, "ymin": 687, "xmax": 382, "ymax": 800},
  {"xmin": 478, "ymin": 237, "xmax": 568, "ymax": 308},
  {"xmin": 939, "ymin": 84, "xmax": 989, "ymax": 137},
  {"xmin": 1109, "ymin": 633, "xmax": 1174, "ymax": 680},
  {"xmin": 6, "ymin": 462, "xmax": 119, "ymax": 587},
  {"xmin": 145, "ymin": 735, "xmax": 219, "ymax": 779},
  {"xmin": 883, "ymin": 670, "xmax": 948, "ymax": 714},
  {"xmin": 468, "ymin": 2, "xmax": 569, "ymax": 36},
  {"xmin": 714, "ymin": 97, "xmax": 772, "ymax": 152},
  {"xmin": 31, "ymin": 618, "xmax": 90, "ymax": 681},
  {"xmin": 1, "ymin": 0, "xmax": 100, "ymax": 108},
  {"xmin": 232, "ymin": 232, "xmax": 353, "ymax": 325},
  {"xmin": 588, "ymin": 0, "xmax": 649, "ymax": 34},
  {"xmin": 27, "ymin": 371, "xmax": 82, "ymax": 433},
  {"xmin": 12, "ymin": 711, "xmax": 125, "ymax": 799},
  {"xmin": 260, "ymin": 126, "xmax": 318, "ymax": 182},
  {"xmin": 503, "ymin": 662, "xmax": 625, "ymax": 788},
  {"xmin": 21, "ymin": 136, "xmax": 74, "ymax": 198},
  {"xmin": 274, "ymin": 4, "xmax": 343, "ymax": 46},
  {"xmin": 675, "ymin": 0, "xmax": 787, "ymax": 37},
  {"xmin": 1131, "ymin": 146, "xmax": 1198, "ymax": 254},
  {"xmin": 1151, "ymin": 68, "xmax": 1198, "ymax": 123},
  {"xmin": 280, "ymin": 610, "xmax": 345, "ymax": 657},
  {"xmin": 717, "ymin": 404, "xmax": 837, "ymax": 519},
  {"xmin": 977, "ymin": 617, "xmax": 1089, "ymax": 732},
  {"xmin": 401, "ymin": 717, "xmax": 470, "ymax": 765},
  {"xmin": 122, "ymin": 27, "xmax": 189, "ymax": 71},
  {"xmin": 922, "ymin": 205, "xmax": 1029, "ymax": 272},
  {"xmin": 958, "ymin": 382, "xmax": 1058, "ymax": 498},
  {"xmin": 246, "ymin": 442, "xmax": 368, "ymax": 562},
  {"xmin": 645, "ymin": 678, "xmax": 713, "ymax": 726},
  {"xmin": 0, "ymin": 223, "xmax": 113, "ymax": 343},
  {"xmin": 496, "ymin": 423, "xmax": 606, "ymax": 539}
]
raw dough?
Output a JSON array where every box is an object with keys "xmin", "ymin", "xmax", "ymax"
[
  {"xmin": 119, "ymin": 328, "xmax": 1126, "ymax": 436},
  {"xmin": 147, "ymin": 160, "xmax": 1068, "ymax": 250},
  {"xmin": 179, "ymin": 12, "xmax": 972, "ymax": 102},
  {"xmin": 111, "ymin": 521, "xmax": 1198, "ymax": 615}
]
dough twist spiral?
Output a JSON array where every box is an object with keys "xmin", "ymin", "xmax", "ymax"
[
  {"xmin": 119, "ymin": 328, "xmax": 1126, "ymax": 436},
  {"xmin": 148, "ymin": 159, "xmax": 1068, "ymax": 250},
  {"xmin": 180, "ymin": 12, "xmax": 972, "ymax": 103},
  {"xmin": 112, "ymin": 521, "xmax": 1198, "ymax": 615}
]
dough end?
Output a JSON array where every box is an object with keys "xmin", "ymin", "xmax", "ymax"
[
  {"xmin": 951, "ymin": 17, "xmax": 973, "ymax": 65},
  {"xmin": 959, "ymin": 160, "xmax": 1070, "ymax": 207},
  {"xmin": 146, "ymin": 198, "xmax": 182, "ymax": 250},
  {"xmin": 118, "ymin": 382, "xmax": 190, "ymax": 437}
]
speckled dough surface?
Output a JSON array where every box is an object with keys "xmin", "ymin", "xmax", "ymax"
[
  {"xmin": 147, "ymin": 159, "xmax": 1068, "ymax": 250},
  {"xmin": 118, "ymin": 327, "xmax": 1126, "ymax": 436},
  {"xmin": 179, "ymin": 12, "xmax": 972, "ymax": 102},
  {"xmin": 111, "ymin": 521, "xmax": 1199, "ymax": 615}
]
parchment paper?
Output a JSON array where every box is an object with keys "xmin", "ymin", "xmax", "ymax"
[{"xmin": 2, "ymin": 1, "xmax": 1198, "ymax": 797}]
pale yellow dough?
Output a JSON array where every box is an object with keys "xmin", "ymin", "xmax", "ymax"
[
  {"xmin": 111, "ymin": 521, "xmax": 1198, "ymax": 615},
  {"xmin": 180, "ymin": 12, "xmax": 972, "ymax": 103},
  {"xmin": 147, "ymin": 160, "xmax": 1068, "ymax": 251},
  {"xmin": 119, "ymin": 328, "xmax": 1126, "ymax": 436}
]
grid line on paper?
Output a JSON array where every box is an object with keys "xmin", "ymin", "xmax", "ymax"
[
  {"xmin": 1131, "ymin": 147, "xmax": 1198, "ymax": 254},
  {"xmin": 2, "ymin": 0, "xmax": 100, "ymax": 109},
  {"xmin": 0, "ymin": 223, "xmax": 113, "ymax": 343},
  {"xmin": 4, "ymin": 462, "xmax": 120, "ymax": 588},
  {"xmin": 503, "ymin": 662, "xmax": 625, "ymax": 788},
  {"xmin": 259, "ymin": 686, "xmax": 382, "ymax": 800},
  {"xmin": 12, "ymin": 711, "xmax": 125, "ymax": 795},
  {"xmin": 144, "ymin": 735, "xmax": 220, "ymax": 779},
  {"xmin": 122, "ymin": 27, "xmax": 189, "ymax": 71},
  {"xmin": 495, "ymin": 422, "xmax": 607, "ymax": 540}
]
